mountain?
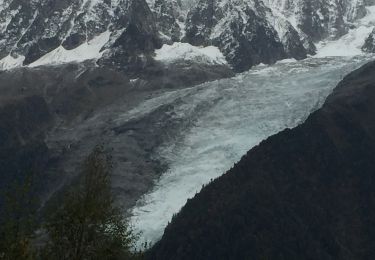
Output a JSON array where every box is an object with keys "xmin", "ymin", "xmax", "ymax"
[
  {"xmin": 1, "ymin": 0, "xmax": 375, "ymax": 250},
  {"xmin": 172, "ymin": 0, "xmax": 370, "ymax": 71},
  {"xmin": 1, "ymin": 0, "xmax": 374, "ymax": 72},
  {"xmin": 147, "ymin": 61, "xmax": 375, "ymax": 259},
  {"xmin": 0, "ymin": 0, "xmax": 234, "ymax": 212},
  {"xmin": 0, "ymin": 0, "xmax": 161, "ymax": 70}
]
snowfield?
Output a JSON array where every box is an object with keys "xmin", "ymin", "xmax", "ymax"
[
  {"xmin": 29, "ymin": 31, "xmax": 111, "ymax": 68},
  {"xmin": 0, "ymin": 54, "xmax": 25, "ymax": 70},
  {"xmin": 0, "ymin": 31, "xmax": 111, "ymax": 70}
]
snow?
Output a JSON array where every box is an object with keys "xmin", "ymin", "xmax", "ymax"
[
  {"xmin": 316, "ymin": 5, "xmax": 375, "ymax": 57},
  {"xmin": 0, "ymin": 30, "xmax": 111, "ymax": 71},
  {"xmin": 154, "ymin": 42, "xmax": 227, "ymax": 65},
  {"xmin": 316, "ymin": 26, "xmax": 373, "ymax": 57},
  {"xmin": 129, "ymin": 55, "xmax": 372, "ymax": 248},
  {"xmin": 0, "ymin": 7, "xmax": 19, "ymax": 34},
  {"xmin": 0, "ymin": 54, "xmax": 25, "ymax": 71},
  {"xmin": 29, "ymin": 30, "xmax": 111, "ymax": 68}
]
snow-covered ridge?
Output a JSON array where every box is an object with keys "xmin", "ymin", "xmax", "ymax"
[
  {"xmin": 1, "ymin": 0, "xmax": 375, "ymax": 72},
  {"xmin": 0, "ymin": 31, "xmax": 110, "ymax": 70},
  {"xmin": 156, "ymin": 0, "xmax": 375, "ymax": 71},
  {"xmin": 29, "ymin": 31, "xmax": 111, "ymax": 68},
  {"xmin": 0, "ymin": 0, "xmax": 151, "ymax": 70}
]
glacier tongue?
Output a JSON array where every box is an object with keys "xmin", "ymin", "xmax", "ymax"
[{"xmin": 129, "ymin": 54, "xmax": 373, "ymax": 248}]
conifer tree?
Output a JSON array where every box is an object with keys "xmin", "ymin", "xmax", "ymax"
[{"xmin": 43, "ymin": 146, "xmax": 138, "ymax": 260}]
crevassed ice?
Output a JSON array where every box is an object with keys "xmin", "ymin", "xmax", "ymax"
[
  {"xmin": 129, "ymin": 55, "xmax": 374, "ymax": 247},
  {"xmin": 129, "ymin": 3, "xmax": 375, "ymax": 246}
]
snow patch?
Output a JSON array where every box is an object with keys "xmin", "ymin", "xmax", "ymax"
[
  {"xmin": 316, "ymin": 26, "xmax": 373, "ymax": 57},
  {"xmin": 0, "ymin": 54, "xmax": 25, "ymax": 71},
  {"xmin": 154, "ymin": 42, "xmax": 227, "ymax": 65},
  {"xmin": 29, "ymin": 30, "xmax": 111, "ymax": 68}
]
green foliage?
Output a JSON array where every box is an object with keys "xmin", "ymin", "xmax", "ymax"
[
  {"xmin": 0, "ymin": 146, "xmax": 142, "ymax": 259},
  {"xmin": 0, "ymin": 175, "xmax": 38, "ymax": 260},
  {"xmin": 42, "ymin": 146, "xmax": 139, "ymax": 260}
]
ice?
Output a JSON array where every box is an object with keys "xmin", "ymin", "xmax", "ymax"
[
  {"xmin": 29, "ymin": 31, "xmax": 111, "ymax": 68},
  {"xmin": 154, "ymin": 42, "xmax": 227, "ymax": 65},
  {"xmin": 129, "ymin": 55, "xmax": 372, "ymax": 247}
]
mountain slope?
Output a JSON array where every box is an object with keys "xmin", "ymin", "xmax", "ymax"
[
  {"xmin": 1, "ymin": 0, "xmax": 374, "ymax": 72},
  {"xmin": 0, "ymin": 0, "xmax": 161, "ymax": 70},
  {"xmin": 179, "ymin": 0, "xmax": 372, "ymax": 71},
  {"xmin": 147, "ymin": 61, "xmax": 375, "ymax": 259}
]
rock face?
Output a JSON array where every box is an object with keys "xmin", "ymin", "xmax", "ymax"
[
  {"xmin": 152, "ymin": 0, "xmax": 184, "ymax": 42},
  {"xmin": 363, "ymin": 28, "xmax": 375, "ymax": 52},
  {"xmin": 184, "ymin": 0, "xmax": 288, "ymax": 72},
  {"xmin": 98, "ymin": 0, "xmax": 162, "ymax": 71},
  {"xmin": 0, "ymin": 0, "xmax": 373, "ymax": 72},
  {"xmin": 0, "ymin": 0, "xmax": 161, "ymax": 68},
  {"xmin": 148, "ymin": 61, "xmax": 375, "ymax": 259},
  {"xmin": 181, "ymin": 0, "xmax": 370, "ymax": 71}
]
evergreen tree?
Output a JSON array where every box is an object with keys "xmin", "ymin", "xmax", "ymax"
[{"xmin": 42, "ymin": 146, "xmax": 139, "ymax": 260}]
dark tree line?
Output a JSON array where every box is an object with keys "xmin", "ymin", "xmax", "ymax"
[{"xmin": 0, "ymin": 146, "xmax": 142, "ymax": 260}]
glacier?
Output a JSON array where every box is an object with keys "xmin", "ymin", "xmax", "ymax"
[
  {"xmin": 1, "ymin": 0, "xmax": 375, "ymax": 250},
  {"xmin": 129, "ymin": 2, "xmax": 375, "ymax": 247},
  {"xmin": 128, "ymin": 6, "xmax": 375, "ymax": 244},
  {"xmin": 129, "ymin": 53, "xmax": 374, "ymax": 247}
]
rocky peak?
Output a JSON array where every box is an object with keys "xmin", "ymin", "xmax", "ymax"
[
  {"xmin": 0, "ymin": 0, "xmax": 160, "ymax": 68},
  {"xmin": 184, "ymin": 0, "xmax": 310, "ymax": 71},
  {"xmin": 1, "ymin": 0, "xmax": 374, "ymax": 72},
  {"xmin": 153, "ymin": 0, "xmax": 184, "ymax": 41}
]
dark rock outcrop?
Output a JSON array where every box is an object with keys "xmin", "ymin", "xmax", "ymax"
[
  {"xmin": 184, "ymin": 0, "xmax": 287, "ymax": 72},
  {"xmin": 148, "ymin": 61, "xmax": 375, "ymax": 260},
  {"xmin": 363, "ymin": 28, "xmax": 375, "ymax": 53},
  {"xmin": 98, "ymin": 0, "xmax": 162, "ymax": 71},
  {"xmin": 153, "ymin": 0, "xmax": 183, "ymax": 42}
]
